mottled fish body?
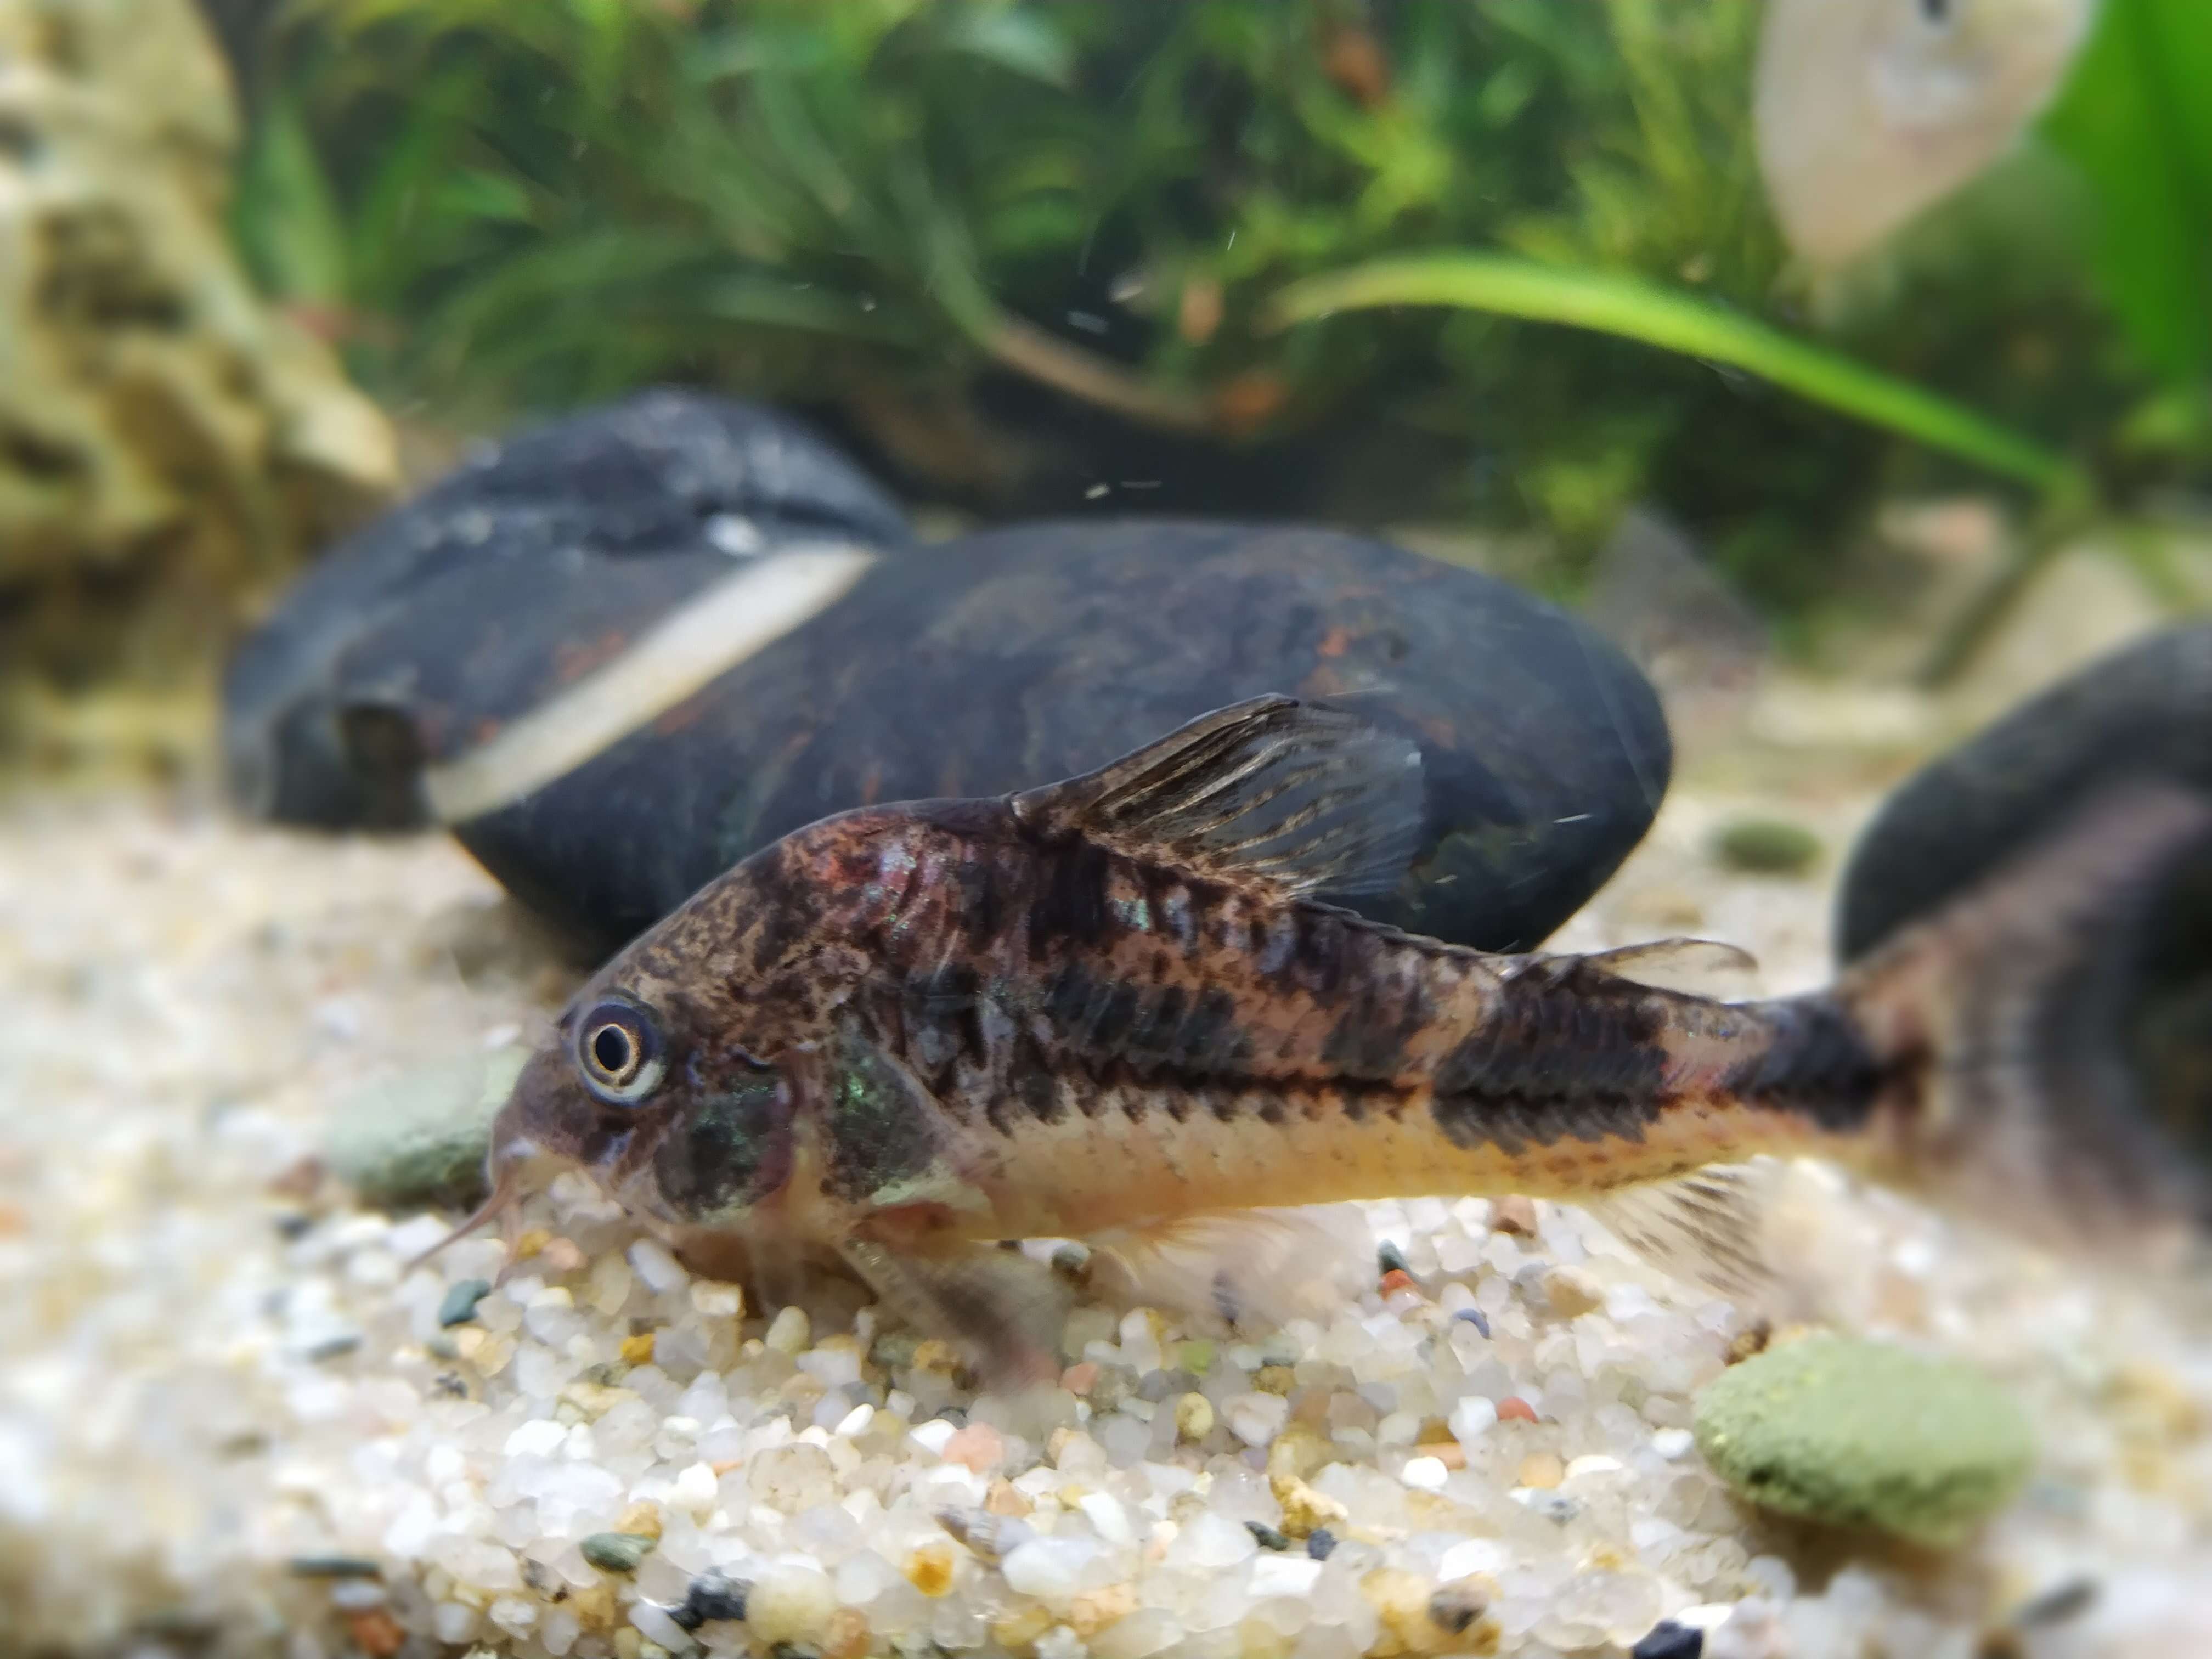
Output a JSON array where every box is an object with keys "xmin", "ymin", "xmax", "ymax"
[{"xmin": 460, "ymin": 696, "xmax": 2212, "ymax": 1381}]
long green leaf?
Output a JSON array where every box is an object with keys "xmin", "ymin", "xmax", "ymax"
[{"xmin": 1266, "ymin": 255, "xmax": 2083, "ymax": 496}]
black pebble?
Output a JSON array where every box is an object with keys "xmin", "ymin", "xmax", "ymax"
[
  {"xmin": 285, "ymin": 1556, "xmax": 382, "ymax": 1579},
  {"xmin": 272, "ymin": 1212, "xmax": 313, "ymax": 1240},
  {"xmin": 2012, "ymin": 1576, "xmax": 2098, "ymax": 1629},
  {"xmin": 670, "ymin": 1570, "xmax": 751, "ymax": 1630},
  {"xmin": 1376, "ymin": 1241, "xmax": 1409, "ymax": 1277},
  {"xmin": 1245, "ymin": 1522, "xmax": 1290, "ymax": 1551},
  {"xmin": 1305, "ymin": 1528, "xmax": 1338, "ymax": 1560},
  {"xmin": 1454, "ymin": 1307, "xmax": 1491, "ymax": 1338},
  {"xmin": 1631, "ymin": 1620, "xmax": 1703, "ymax": 1659}
]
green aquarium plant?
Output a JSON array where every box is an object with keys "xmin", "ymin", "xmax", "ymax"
[{"xmin": 230, "ymin": 0, "xmax": 2210, "ymax": 638}]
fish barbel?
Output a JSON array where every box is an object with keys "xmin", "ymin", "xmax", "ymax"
[{"xmin": 444, "ymin": 696, "xmax": 2212, "ymax": 1382}]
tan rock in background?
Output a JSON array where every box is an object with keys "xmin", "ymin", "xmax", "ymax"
[{"xmin": 0, "ymin": 0, "xmax": 393, "ymax": 697}]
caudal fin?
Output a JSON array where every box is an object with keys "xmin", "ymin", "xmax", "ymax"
[{"xmin": 1836, "ymin": 780, "xmax": 2212, "ymax": 1262}]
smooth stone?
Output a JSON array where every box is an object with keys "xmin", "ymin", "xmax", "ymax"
[
  {"xmin": 222, "ymin": 389, "xmax": 909, "ymax": 830},
  {"xmin": 578, "ymin": 1533, "xmax": 658, "ymax": 1575},
  {"xmin": 437, "ymin": 1279, "xmax": 493, "ymax": 1329},
  {"xmin": 227, "ymin": 392, "xmax": 1671, "ymax": 960},
  {"xmin": 1692, "ymin": 1334, "xmax": 2033, "ymax": 1548},
  {"xmin": 323, "ymin": 1045, "xmax": 527, "ymax": 1212}
]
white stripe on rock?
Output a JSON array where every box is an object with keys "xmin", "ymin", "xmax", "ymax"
[{"xmin": 421, "ymin": 543, "xmax": 878, "ymax": 823}]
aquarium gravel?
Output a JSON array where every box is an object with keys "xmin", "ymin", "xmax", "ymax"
[{"xmin": 4, "ymin": 754, "xmax": 2211, "ymax": 1658}]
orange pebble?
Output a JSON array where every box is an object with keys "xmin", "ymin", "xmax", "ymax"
[
  {"xmin": 1497, "ymin": 1397, "xmax": 1538, "ymax": 1423},
  {"xmin": 537, "ymin": 1237, "xmax": 588, "ymax": 1276},
  {"xmin": 1378, "ymin": 1269, "xmax": 1417, "ymax": 1295},
  {"xmin": 1415, "ymin": 1441, "xmax": 1467, "ymax": 1471},
  {"xmin": 1061, "ymin": 1361, "xmax": 1100, "ymax": 1395},
  {"xmin": 825, "ymin": 1607, "xmax": 872, "ymax": 1659},
  {"xmin": 1490, "ymin": 1196, "xmax": 1539, "ymax": 1236},
  {"xmin": 942, "ymin": 1423, "xmax": 1006, "ymax": 1473},
  {"xmin": 345, "ymin": 1609, "xmax": 405, "ymax": 1658}
]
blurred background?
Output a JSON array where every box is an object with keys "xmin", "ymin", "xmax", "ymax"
[
  {"xmin": 7, "ymin": 0, "xmax": 2211, "ymax": 773},
  {"xmin": 5, "ymin": 4, "xmax": 2212, "ymax": 1655}
]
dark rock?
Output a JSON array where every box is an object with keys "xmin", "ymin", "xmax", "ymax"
[
  {"xmin": 1245, "ymin": 1522, "xmax": 1290, "ymax": 1551},
  {"xmin": 670, "ymin": 1570, "xmax": 751, "ymax": 1629},
  {"xmin": 1841, "ymin": 622, "xmax": 2212, "ymax": 959},
  {"xmin": 223, "ymin": 390, "xmax": 911, "ymax": 831},
  {"xmin": 285, "ymin": 1556, "xmax": 383, "ymax": 1579},
  {"xmin": 228, "ymin": 391, "xmax": 1671, "ymax": 960},
  {"xmin": 1839, "ymin": 622, "xmax": 2212, "ymax": 1195},
  {"xmin": 1375, "ymin": 1241, "xmax": 1409, "ymax": 1277},
  {"xmin": 1426, "ymin": 1582, "xmax": 1490, "ymax": 1635},
  {"xmin": 1305, "ymin": 1528, "xmax": 1338, "ymax": 1560},
  {"xmin": 1630, "ymin": 1621, "xmax": 1703, "ymax": 1659}
]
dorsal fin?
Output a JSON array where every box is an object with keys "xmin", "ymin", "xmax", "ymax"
[
  {"xmin": 1009, "ymin": 695, "xmax": 1427, "ymax": 899},
  {"xmin": 1577, "ymin": 938, "xmax": 1760, "ymax": 993}
]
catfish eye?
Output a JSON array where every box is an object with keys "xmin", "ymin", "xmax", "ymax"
[{"xmin": 575, "ymin": 999, "xmax": 665, "ymax": 1104}]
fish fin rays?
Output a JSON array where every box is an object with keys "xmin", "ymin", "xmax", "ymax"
[
  {"xmin": 1580, "ymin": 1160, "xmax": 1809, "ymax": 1317},
  {"xmin": 1083, "ymin": 1204, "xmax": 1374, "ymax": 1331},
  {"xmin": 838, "ymin": 1234, "xmax": 1071, "ymax": 1390},
  {"xmin": 1009, "ymin": 695, "xmax": 1427, "ymax": 900},
  {"xmin": 1573, "ymin": 937, "xmax": 1761, "ymax": 994},
  {"xmin": 1838, "ymin": 778, "xmax": 2212, "ymax": 1259}
]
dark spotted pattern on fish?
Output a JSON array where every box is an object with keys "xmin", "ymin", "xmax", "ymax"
[
  {"xmin": 1430, "ymin": 961, "xmax": 1670, "ymax": 1150},
  {"xmin": 470, "ymin": 692, "xmax": 2212, "ymax": 1389},
  {"xmin": 820, "ymin": 1023, "xmax": 945, "ymax": 1202},
  {"xmin": 653, "ymin": 1076, "xmax": 790, "ymax": 1222},
  {"xmin": 1720, "ymin": 994, "xmax": 1886, "ymax": 1132}
]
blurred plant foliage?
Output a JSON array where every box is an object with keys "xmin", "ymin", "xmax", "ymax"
[{"xmin": 231, "ymin": 0, "xmax": 2210, "ymax": 622}]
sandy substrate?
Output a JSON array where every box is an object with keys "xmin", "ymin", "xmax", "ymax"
[{"xmin": 3, "ymin": 692, "xmax": 2210, "ymax": 1659}]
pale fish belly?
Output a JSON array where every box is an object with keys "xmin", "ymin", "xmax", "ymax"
[{"xmin": 957, "ymin": 1070, "xmax": 1864, "ymax": 1242}]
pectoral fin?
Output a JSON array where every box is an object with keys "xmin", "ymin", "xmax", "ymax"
[
  {"xmin": 839, "ymin": 1233, "xmax": 1071, "ymax": 1389},
  {"xmin": 1581, "ymin": 1161, "xmax": 1791, "ymax": 1307}
]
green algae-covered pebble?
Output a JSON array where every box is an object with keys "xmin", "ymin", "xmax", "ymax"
[
  {"xmin": 324, "ymin": 1045, "xmax": 528, "ymax": 1212},
  {"xmin": 579, "ymin": 1532, "xmax": 658, "ymax": 1574},
  {"xmin": 1711, "ymin": 817, "xmax": 1823, "ymax": 876},
  {"xmin": 1694, "ymin": 1334, "xmax": 2033, "ymax": 1548}
]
